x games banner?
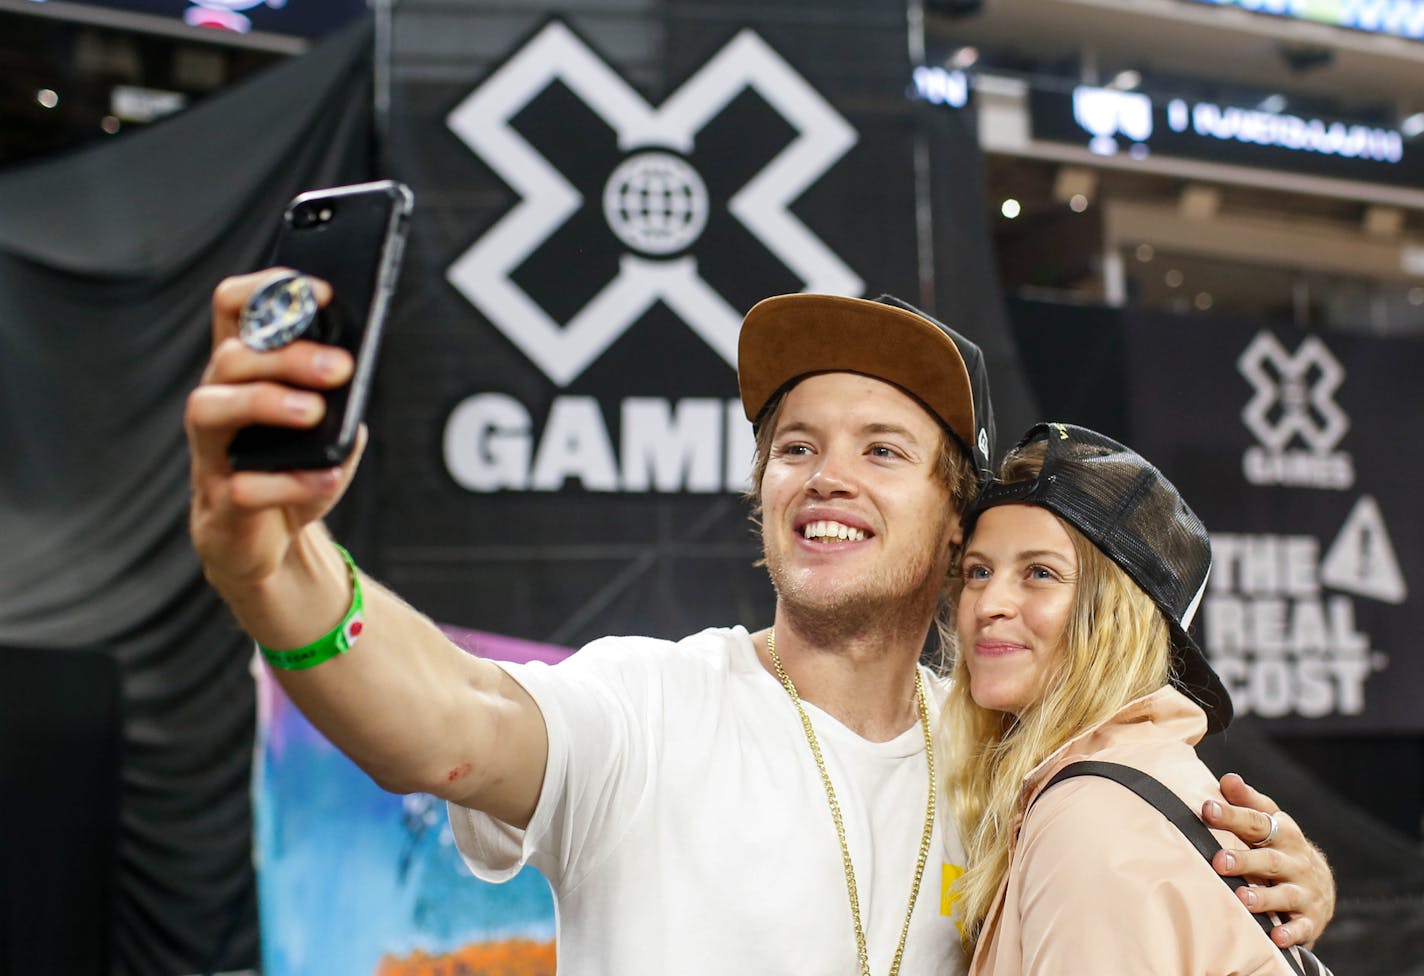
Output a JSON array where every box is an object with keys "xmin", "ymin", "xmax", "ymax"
[
  {"xmin": 377, "ymin": 7, "xmax": 937, "ymax": 646},
  {"xmin": 1124, "ymin": 313, "xmax": 1422, "ymax": 733}
]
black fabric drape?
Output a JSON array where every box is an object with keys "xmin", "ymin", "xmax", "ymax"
[
  {"xmin": 0, "ymin": 645, "xmax": 121, "ymax": 976},
  {"xmin": 0, "ymin": 17, "xmax": 377, "ymax": 975}
]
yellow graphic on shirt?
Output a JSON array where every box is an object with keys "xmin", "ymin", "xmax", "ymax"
[
  {"xmin": 939, "ymin": 861, "xmax": 965, "ymax": 915},
  {"xmin": 940, "ymin": 861, "xmax": 967, "ymax": 941}
]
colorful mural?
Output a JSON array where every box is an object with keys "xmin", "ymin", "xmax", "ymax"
[{"xmin": 255, "ymin": 628, "xmax": 571, "ymax": 975}]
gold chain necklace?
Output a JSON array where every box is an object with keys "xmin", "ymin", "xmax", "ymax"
[{"xmin": 766, "ymin": 628, "xmax": 936, "ymax": 976}]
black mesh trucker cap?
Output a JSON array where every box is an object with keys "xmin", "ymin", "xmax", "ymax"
[
  {"xmin": 738, "ymin": 293, "xmax": 996, "ymax": 480},
  {"xmin": 967, "ymin": 422, "xmax": 1232, "ymax": 733}
]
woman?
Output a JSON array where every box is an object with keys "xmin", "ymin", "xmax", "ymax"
[{"xmin": 942, "ymin": 422, "xmax": 1321, "ymax": 975}]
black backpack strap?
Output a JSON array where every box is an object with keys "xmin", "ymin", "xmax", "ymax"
[{"xmin": 1035, "ymin": 760, "xmax": 1323, "ymax": 976}]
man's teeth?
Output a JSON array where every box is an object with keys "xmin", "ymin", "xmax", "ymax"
[{"xmin": 802, "ymin": 520, "xmax": 866, "ymax": 542}]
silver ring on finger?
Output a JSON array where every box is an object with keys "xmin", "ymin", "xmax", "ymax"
[{"xmin": 1250, "ymin": 811, "xmax": 1280, "ymax": 848}]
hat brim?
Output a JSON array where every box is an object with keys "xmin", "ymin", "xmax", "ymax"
[
  {"xmin": 737, "ymin": 294, "xmax": 977, "ymax": 453},
  {"xmin": 1171, "ymin": 627, "xmax": 1234, "ymax": 735}
]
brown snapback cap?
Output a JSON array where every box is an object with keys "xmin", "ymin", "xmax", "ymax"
[{"xmin": 737, "ymin": 293, "xmax": 995, "ymax": 477}]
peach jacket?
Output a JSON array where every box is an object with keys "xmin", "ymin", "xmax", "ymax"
[{"xmin": 969, "ymin": 686, "xmax": 1306, "ymax": 975}]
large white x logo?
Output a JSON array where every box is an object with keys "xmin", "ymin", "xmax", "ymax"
[
  {"xmin": 445, "ymin": 21, "xmax": 862, "ymax": 386},
  {"xmin": 1238, "ymin": 331, "xmax": 1349, "ymax": 453}
]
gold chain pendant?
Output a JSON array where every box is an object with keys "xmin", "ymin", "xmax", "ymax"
[{"xmin": 766, "ymin": 628, "xmax": 936, "ymax": 976}]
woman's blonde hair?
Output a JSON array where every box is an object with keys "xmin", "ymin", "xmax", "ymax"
[{"xmin": 940, "ymin": 440, "xmax": 1173, "ymax": 946}]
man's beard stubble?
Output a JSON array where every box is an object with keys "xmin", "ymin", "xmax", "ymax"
[{"xmin": 762, "ymin": 531, "xmax": 951, "ymax": 652}]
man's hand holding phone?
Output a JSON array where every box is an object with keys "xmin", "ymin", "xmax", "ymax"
[
  {"xmin": 187, "ymin": 180, "xmax": 410, "ymax": 645},
  {"xmin": 185, "ymin": 270, "xmax": 365, "ymax": 643}
]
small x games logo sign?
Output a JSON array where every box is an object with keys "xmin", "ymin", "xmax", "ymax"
[
  {"xmin": 444, "ymin": 19, "xmax": 862, "ymax": 387},
  {"xmin": 1237, "ymin": 331, "xmax": 1354, "ymax": 490}
]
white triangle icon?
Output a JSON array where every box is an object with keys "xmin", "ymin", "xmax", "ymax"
[{"xmin": 1319, "ymin": 495, "xmax": 1407, "ymax": 605}]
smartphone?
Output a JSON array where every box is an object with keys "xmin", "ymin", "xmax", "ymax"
[{"xmin": 228, "ymin": 180, "xmax": 414, "ymax": 471}]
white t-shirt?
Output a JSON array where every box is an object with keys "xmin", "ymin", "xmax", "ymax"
[{"xmin": 449, "ymin": 625, "xmax": 969, "ymax": 976}]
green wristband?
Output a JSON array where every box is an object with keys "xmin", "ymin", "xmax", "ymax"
[{"xmin": 259, "ymin": 544, "xmax": 365, "ymax": 671}]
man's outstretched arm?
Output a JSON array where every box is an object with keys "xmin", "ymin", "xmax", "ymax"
[{"xmin": 186, "ymin": 271, "xmax": 548, "ymax": 828}]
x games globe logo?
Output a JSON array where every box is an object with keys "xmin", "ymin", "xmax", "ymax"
[
  {"xmin": 439, "ymin": 21, "xmax": 862, "ymax": 494},
  {"xmin": 1237, "ymin": 331, "xmax": 1354, "ymax": 490},
  {"xmin": 445, "ymin": 20, "xmax": 862, "ymax": 387}
]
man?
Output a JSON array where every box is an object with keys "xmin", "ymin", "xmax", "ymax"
[{"xmin": 187, "ymin": 276, "xmax": 1333, "ymax": 974}]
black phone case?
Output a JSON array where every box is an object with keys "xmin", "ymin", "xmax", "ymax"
[{"xmin": 228, "ymin": 180, "xmax": 412, "ymax": 471}]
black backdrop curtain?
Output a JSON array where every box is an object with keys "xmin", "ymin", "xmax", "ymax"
[
  {"xmin": 0, "ymin": 18, "xmax": 377, "ymax": 975},
  {"xmin": 1, "ymin": 645, "xmax": 121, "ymax": 975}
]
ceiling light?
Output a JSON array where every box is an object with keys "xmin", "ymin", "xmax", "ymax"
[{"xmin": 1000, "ymin": 198, "xmax": 1021, "ymax": 219}]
